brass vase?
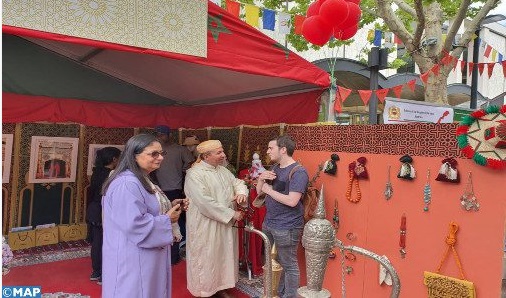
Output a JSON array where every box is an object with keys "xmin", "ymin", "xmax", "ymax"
[{"xmin": 263, "ymin": 243, "xmax": 283, "ymax": 298}]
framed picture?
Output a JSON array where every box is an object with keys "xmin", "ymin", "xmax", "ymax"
[
  {"xmin": 87, "ymin": 144, "xmax": 125, "ymax": 176},
  {"xmin": 28, "ymin": 136, "xmax": 79, "ymax": 184},
  {"xmin": 2, "ymin": 134, "xmax": 14, "ymax": 183}
]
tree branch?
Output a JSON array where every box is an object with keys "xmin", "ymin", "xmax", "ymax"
[
  {"xmin": 375, "ymin": 0, "xmax": 414, "ymax": 51},
  {"xmin": 362, "ymin": 7, "xmax": 379, "ymax": 18},
  {"xmin": 412, "ymin": 0, "xmax": 425, "ymax": 47},
  {"xmin": 443, "ymin": 0, "xmax": 471, "ymax": 52},
  {"xmin": 392, "ymin": 0, "xmax": 416, "ymax": 17},
  {"xmin": 454, "ymin": 0, "xmax": 500, "ymax": 53}
]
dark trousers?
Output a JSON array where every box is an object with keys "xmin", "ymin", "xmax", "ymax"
[
  {"xmin": 163, "ymin": 189, "xmax": 186, "ymax": 264},
  {"xmin": 90, "ymin": 224, "xmax": 103, "ymax": 274}
]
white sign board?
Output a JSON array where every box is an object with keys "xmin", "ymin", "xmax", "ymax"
[{"xmin": 383, "ymin": 99, "xmax": 454, "ymax": 124}]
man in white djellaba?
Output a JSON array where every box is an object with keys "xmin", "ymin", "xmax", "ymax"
[{"xmin": 184, "ymin": 140, "xmax": 248, "ymax": 298}]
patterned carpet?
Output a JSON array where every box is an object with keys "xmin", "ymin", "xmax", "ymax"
[
  {"xmin": 10, "ymin": 240, "xmax": 91, "ymax": 268},
  {"xmin": 40, "ymin": 293, "xmax": 90, "ymax": 298},
  {"xmin": 8, "ymin": 240, "xmax": 265, "ymax": 297},
  {"xmin": 236, "ymin": 271, "xmax": 263, "ymax": 297}
]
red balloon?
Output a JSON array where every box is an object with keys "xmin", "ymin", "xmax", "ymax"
[
  {"xmin": 306, "ymin": 1, "xmax": 322, "ymax": 17},
  {"xmin": 319, "ymin": 0, "xmax": 349, "ymax": 27},
  {"xmin": 334, "ymin": 24, "xmax": 358, "ymax": 40},
  {"xmin": 336, "ymin": 2, "xmax": 361, "ymax": 30},
  {"xmin": 302, "ymin": 16, "xmax": 333, "ymax": 46}
]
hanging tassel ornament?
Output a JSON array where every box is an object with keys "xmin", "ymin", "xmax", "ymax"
[
  {"xmin": 384, "ymin": 165, "xmax": 393, "ymax": 200},
  {"xmin": 461, "ymin": 172, "xmax": 480, "ymax": 211},
  {"xmin": 399, "ymin": 213, "xmax": 407, "ymax": 258},
  {"xmin": 435, "ymin": 158, "xmax": 460, "ymax": 183},
  {"xmin": 323, "ymin": 153, "xmax": 340, "ymax": 176},
  {"xmin": 346, "ymin": 157, "xmax": 367, "ymax": 203},
  {"xmin": 397, "ymin": 155, "xmax": 416, "ymax": 180},
  {"xmin": 423, "ymin": 169, "xmax": 432, "ymax": 212},
  {"xmin": 333, "ymin": 199, "xmax": 340, "ymax": 230},
  {"xmin": 346, "ymin": 163, "xmax": 361, "ymax": 203}
]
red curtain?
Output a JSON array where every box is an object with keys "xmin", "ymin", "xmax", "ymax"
[{"xmin": 3, "ymin": 91, "xmax": 324, "ymax": 128}]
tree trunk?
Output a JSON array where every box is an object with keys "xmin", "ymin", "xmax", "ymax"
[
  {"xmin": 424, "ymin": 72, "xmax": 449, "ymax": 104},
  {"xmin": 422, "ymin": 3, "xmax": 448, "ymax": 104}
]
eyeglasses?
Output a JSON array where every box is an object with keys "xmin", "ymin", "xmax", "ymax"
[{"xmin": 144, "ymin": 150, "xmax": 167, "ymax": 158}]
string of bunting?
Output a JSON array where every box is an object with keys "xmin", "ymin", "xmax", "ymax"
[
  {"xmin": 368, "ymin": 29, "xmax": 504, "ymax": 64},
  {"xmin": 333, "ymin": 50, "xmax": 506, "ymax": 113},
  {"xmin": 215, "ymin": 0, "xmax": 506, "ymax": 69},
  {"xmin": 211, "ymin": 0, "xmax": 307, "ymax": 34},
  {"xmin": 215, "ymin": 0, "xmax": 506, "ymax": 66}
]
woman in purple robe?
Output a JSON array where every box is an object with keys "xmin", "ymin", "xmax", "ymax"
[{"xmin": 101, "ymin": 134, "xmax": 187, "ymax": 298}]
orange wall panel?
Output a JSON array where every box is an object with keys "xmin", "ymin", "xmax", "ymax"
[{"xmin": 294, "ymin": 150, "xmax": 506, "ymax": 297}]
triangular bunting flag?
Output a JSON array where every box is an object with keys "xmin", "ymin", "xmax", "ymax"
[
  {"xmin": 373, "ymin": 29, "xmax": 382, "ymax": 46},
  {"xmin": 334, "ymin": 90, "xmax": 342, "ymax": 113},
  {"xmin": 394, "ymin": 34, "xmax": 402, "ymax": 45},
  {"xmin": 468, "ymin": 62, "xmax": 474, "ymax": 74},
  {"xmin": 420, "ymin": 72, "xmax": 430, "ymax": 85},
  {"xmin": 487, "ymin": 62, "xmax": 496, "ymax": 78},
  {"xmin": 384, "ymin": 32, "xmax": 393, "ymax": 48},
  {"xmin": 441, "ymin": 55, "xmax": 452, "ymax": 66},
  {"xmin": 392, "ymin": 85, "xmax": 403, "ymax": 98},
  {"xmin": 432, "ymin": 64, "xmax": 440, "ymax": 76},
  {"xmin": 502, "ymin": 61, "xmax": 506, "ymax": 77},
  {"xmin": 338, "ymin": 86, "xmax": 352, "ymax": 102},
  {"xmin": 452, "ymin": 56, "xmax": 458, "ymax": 71},
  {"xmin": 376, "ymin": 89, "xmax": 389, "ymax": 103},
  {"xmin": 460, "ymin": 60, "xmax": 466, "ymax": 72},
  {"xmin": 294, "ymin": 15, "xmax": 306, "ymax": 35},
  {"xmin": 367, "ymin": 30, "xmax": 375, "ymax": 43},
  {"xmin": 245, "ymin": 4, "xmax": 260, "ymax": 27},
  {"xmin": 407, "ymin": 80, "xmax": 416, "ymax": 92},
  {"xmin": 484, "ymin": 45, "xmax": 492, "ymax": 58},
  {"xmin": 262, "ymin": 9, "xmax": 276, "ymax": 31},
  {"xmin": 278, "ymin": 12, "xmax": 290, "ymax": 34},
  {"xmin": 358, "ymin": 90, "xmax": 372, "ymax": 105},
  {"xmin": 477, "ymin": 63, "xmax": 485, "ymax": 76},
  {"xmin": 226, "ymin": 0, "xmax": 240, "ymax": 17}
]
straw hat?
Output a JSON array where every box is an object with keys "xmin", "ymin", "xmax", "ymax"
[{"xmin": 456, "ymin": 105, "xmax": 506, "ymax": 170}]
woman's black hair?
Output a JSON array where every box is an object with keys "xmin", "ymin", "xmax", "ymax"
[
  {"xmin": 94, "ymin": 147, "xmax": 121, "ymax": 168},
  {"xmin": 102, "ymin": 134, "xmax": 159, "ymax": 195}
]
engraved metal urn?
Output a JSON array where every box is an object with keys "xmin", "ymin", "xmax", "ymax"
[{"xmin": 298, "ymin": 185, "xmax": 335, "ymax": 298}]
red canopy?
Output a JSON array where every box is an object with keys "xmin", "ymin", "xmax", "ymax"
[{"xmin": 2, "ymin": 1, "xmax": 330, "ymax": 128}]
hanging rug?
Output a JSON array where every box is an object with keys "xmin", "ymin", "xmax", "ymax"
[{"xmin": 456, "ymin": 105, "xmax": 506, "ymax": 170}]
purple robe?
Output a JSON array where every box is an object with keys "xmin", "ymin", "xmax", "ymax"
[{"xmin": 102, "ymin": 170, "xmax": 173, "ymax": 298}]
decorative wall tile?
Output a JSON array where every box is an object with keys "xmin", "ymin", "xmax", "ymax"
[{"xmin": 286, "ymin": 123, "xmax": 462, "ymax": 157}]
